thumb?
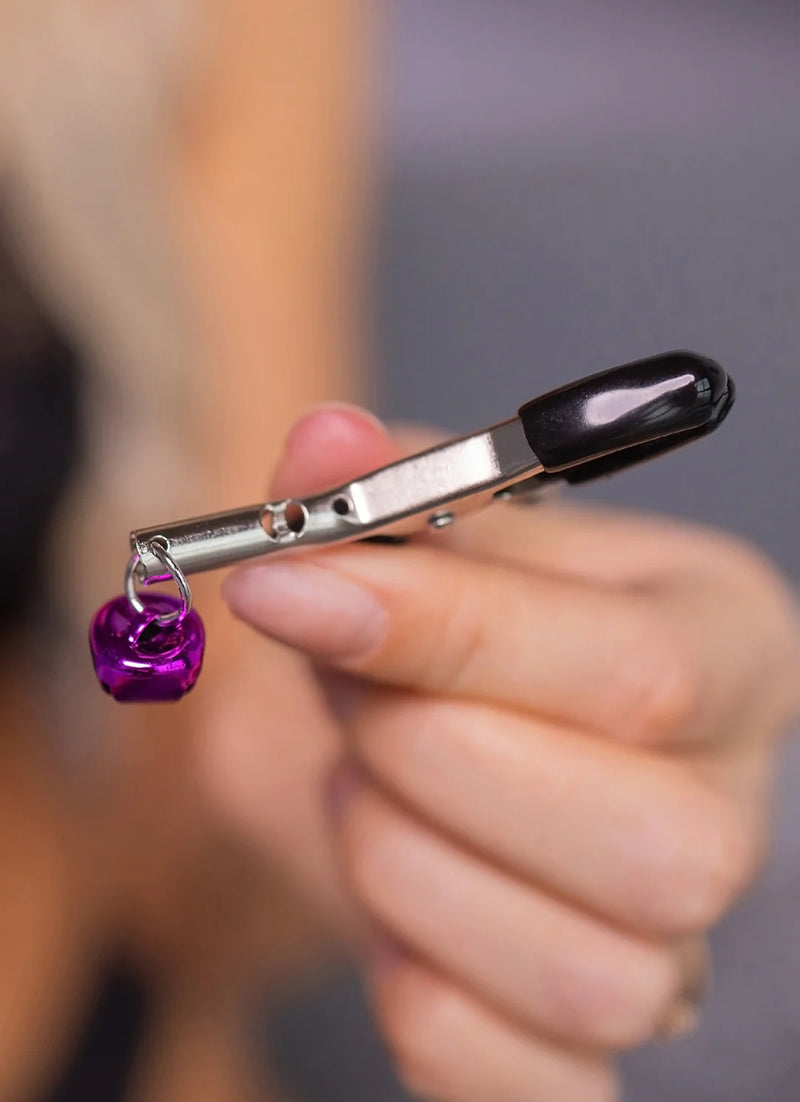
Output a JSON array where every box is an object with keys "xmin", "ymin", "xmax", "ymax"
[{"xmin": 270, "ymin": 402, "xmax": 401, "ymax": 500}]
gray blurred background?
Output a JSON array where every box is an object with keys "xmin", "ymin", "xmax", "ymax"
[
  {"xmin": 269, "ymin": 3, "xmax": 800, "ymax": 1099},
  {"xmin": 377, "ymin": 0, "xmax": 799, "ymax": 584}
]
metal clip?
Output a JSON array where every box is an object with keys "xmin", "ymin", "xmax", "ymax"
[
  {"xmin": 132, "ymin": 416, "xmax": 539, "ymax": 581},
  {"xmin": 131, "ymin": 350, "xmax": 733, "ymax": 583}
]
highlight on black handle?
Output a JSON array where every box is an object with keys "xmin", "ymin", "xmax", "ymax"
[{"xmin": 517, "ymin": 350, "xmax": 734, "ymax": 484}]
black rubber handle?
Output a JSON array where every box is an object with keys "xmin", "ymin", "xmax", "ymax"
[{"xmin": 517, "ymin": 350, "xmax": 734, "ymax": 484}]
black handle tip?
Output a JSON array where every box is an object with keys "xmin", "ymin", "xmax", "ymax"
[{"xmin": 518, "ymin": 350, "xmax": 733, "ymax": 482}]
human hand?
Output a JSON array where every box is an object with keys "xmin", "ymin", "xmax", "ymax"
[{"xmin": 223, "ymin": 405, "xmax": 800, "ymax": 1102}]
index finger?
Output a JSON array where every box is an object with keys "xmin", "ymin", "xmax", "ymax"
[
  {"xmin": 225, "ymin": 405, "xmax": 773, "ymax": 745},
  {"xmin": 227, "ymin": 537, "xmax": 706, "ymax": 743}
]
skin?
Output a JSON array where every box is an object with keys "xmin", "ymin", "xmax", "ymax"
[
  {"xmin": 220, "ymin": 403, "xmax": 800, "ymax": 1102},
  {"xmin": 2, "ymin": 4, "xmax": 797, "ymax": 1098}
]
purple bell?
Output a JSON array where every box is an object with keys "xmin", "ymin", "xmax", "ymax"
[{"xmin": 89, "ymin": 592, "xmax": 205, "ymax": 703}]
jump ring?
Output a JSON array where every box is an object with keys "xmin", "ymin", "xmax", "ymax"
[{"xmin": 124, "ymin": 541, "xmax": 192, "ymax": 625}]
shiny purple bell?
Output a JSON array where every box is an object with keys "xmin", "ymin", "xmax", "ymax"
[{"xmin": 89, "ymin": 592, "xmax": 205, "ymax": 703}]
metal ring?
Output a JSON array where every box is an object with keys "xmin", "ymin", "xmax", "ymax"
[{"xmin": 124, "ymin": 541, "xmax": 192, "ymax": 625}]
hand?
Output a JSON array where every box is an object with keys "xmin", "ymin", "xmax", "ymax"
[{"xmin": 222, "ymin": 405, "xmax": 800, "ymax": 1102}]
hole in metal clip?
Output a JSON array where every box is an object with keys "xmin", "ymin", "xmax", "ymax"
[
  {"xmin": 284, "ymin": 501, "xmax": 306, "ymax": 532},
  {"xmin": 261, "ymin": 499, "xmax": 307, "ymax": 541},
  {"xmin": 332, "ymin": 496, "xmax": 351, "ymax": 516}
]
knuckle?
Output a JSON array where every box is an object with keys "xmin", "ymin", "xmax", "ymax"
[
  {"xmin": 605, "ymin": 603, "xmax": 696, "ymax": 741},
  {"xmin": 722, "ymin": 545, "xmax": 800, "ymax": 719},
  {"xmin": 699, "ymin": 530, "xmax": 785, "ymax": 592},
  {"xmin": 666, "ymin": 523, "xmax": 780, "ymax": 595},
  {"xmin": 546, "ymin": 940, "xmax": 678, "ymax": 1049},
  {"xmin": 636, "ymin": 794, "xmax": 758, "ymax": 933},
  {"xmin": 683, "ymin": 534, "xmax": 800, "ymax": 726}
]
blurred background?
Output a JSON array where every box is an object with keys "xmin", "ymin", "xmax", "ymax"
[{"xmin": 0, "ymin": 1, "xmax": 798, "ymax": 1099}]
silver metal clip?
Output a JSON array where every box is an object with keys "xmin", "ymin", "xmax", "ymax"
[
  {"xmin": 131, "ymin": 415, "xmax": 543, "ymax": 583},
  {"xmin": 130, "ymin": 350, "xmax": 733, "ymax": 584}
]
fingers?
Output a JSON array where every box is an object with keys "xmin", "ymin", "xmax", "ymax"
[
  {"xmin": 368, "ymin": 953, "xmax": 617, "ymax": 1102},
  {"xmin": 225, "ymin": 494, "xmax": 782, "ymax": 748},
  {"xmin": 264, "ymin": 402, "xmax": 733, "ymax": 588},
  {"xmin": 441, "ymin": 499, "xmax": 720, "ymax": 585},
  {"xmin": 224, "ymin": 536, "xmax": 703, "ymax": 743},
  {"xmin": 332, "ymin": 772, "xmax": 684, "ymax": 1051},
  {"xmin": 344, "ymin": 692, "xmax": 758, "ymax": 937},
  {"xmin": 224, "ymin": 402, "xmax": 785, "ymax": 749}
]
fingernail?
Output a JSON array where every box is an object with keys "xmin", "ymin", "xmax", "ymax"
[{"xmin": 222, "ymin": 561, "xmax": 388, "ymax": 658}]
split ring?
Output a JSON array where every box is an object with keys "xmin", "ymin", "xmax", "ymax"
[{"xmin": 124, "ymin": 540, "xmax": 192, "ymax": 625}]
